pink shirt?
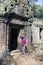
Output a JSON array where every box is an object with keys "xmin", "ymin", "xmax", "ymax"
[{"xmin": 21, "ymin": 37, "xmax": 26, "ymax": 45}]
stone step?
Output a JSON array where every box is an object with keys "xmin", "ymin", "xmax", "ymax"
[
  {"xmin": 10, "ymin": 50, "xmax": 22, "ymax": 59},
  {"xmin": 11, "ymin": 50, "xmax": 21, "ymax": 53}
]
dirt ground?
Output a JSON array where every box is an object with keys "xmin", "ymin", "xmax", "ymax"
[
  {"xmin": 16, "ymin": 55, "xmax": 43, "ymax": 65},
  {"xmin": 10, "ymin": 50, "xmax": 43, "ymax": 65}
]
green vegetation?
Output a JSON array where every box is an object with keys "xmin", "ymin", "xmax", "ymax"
[{"xmin": 31, "ymin": 5, "xmax": 43, "ymax": 18}]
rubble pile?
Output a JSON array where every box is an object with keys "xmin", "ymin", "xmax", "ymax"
[
  {"xmin": 0, "ymin": 54, "xmax": 17, "ymax": 65},
  {"xmin": 32, "ymin": 44, "xmax": 43, "ymax": 61}
]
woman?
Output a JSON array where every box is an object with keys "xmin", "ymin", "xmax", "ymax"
[{"xmin": 20, "ymin": 35, "xmax": 27, "ymax": 56}]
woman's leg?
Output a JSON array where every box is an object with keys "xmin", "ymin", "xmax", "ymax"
[{"xmin": 22, "ymin": 45, "xmax": 25, "ymax": 56}]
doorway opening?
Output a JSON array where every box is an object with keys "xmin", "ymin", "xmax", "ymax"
[
  {"xmin": 8, "ymin": 24, "xmax": 24, "ymax": 52},
  {"xmin": 8, "ymin": 27, "xmax": 20, "ymax": 52},
  {"xmin": 40, "ymin": 28, "xmax": 43, "ymax": 39}
]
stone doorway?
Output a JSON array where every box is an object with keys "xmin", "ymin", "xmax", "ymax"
[
  {"xmin": 8, "ymin": 24, "xmax": 24, "ymax": 52},
  {"xmin": 40, "ymin": 28, "xmax": 43, "ymax": 40}
]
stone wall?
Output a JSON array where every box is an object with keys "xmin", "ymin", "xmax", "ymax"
[
  {"xmin": 0, "ymin": 18, "xmax": 7, "ymax": 59},
  {"xmin": 0, "ymin": 0, "xmax": 32, "ymax": 18},
  {"xmin": 32, "ymin": 24, "xmax": 39, "ymax": 43},
  {"xmin": 32, "ymin": 19, "xmax": 43, "ymax": 43}
]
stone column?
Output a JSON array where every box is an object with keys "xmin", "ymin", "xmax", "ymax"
[
  {"xmin": 25, "ymin": 23, "xmax": 32, "ymax": 52},
  {"xmin": 0, "ymin": 18, "xmax": 7, "ymax": 59},
  {"xmin": 6, "ymin": 25, "xmax": 9, "ymax": 51},
  {"xmin": 26, "ymin": 25, "xmax": 32, "ymax": 43}
]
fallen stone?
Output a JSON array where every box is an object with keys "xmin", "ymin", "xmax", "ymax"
[
  {"xmin": 33, "ymin": 49, "xmax": 43, "ymax": 61},
  {"xmin": 0, "ymin": 54, "xmax": 17, "ymax": 65},
  {"xmin": 10, "ymin": 50, "xmax": 22, "ymax": 59}
]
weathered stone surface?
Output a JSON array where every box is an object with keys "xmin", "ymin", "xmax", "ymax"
[
  {"xmin": 0, "ymin": 18, "xmax": 7, "ymax": 59},
  {"xmin": 0, "ymin": 0, "xmax": 32, "ymax": 18},
  {"xmin": 0, "ymin": 45, "xmax": 7, "ymax": 59},
  {"xmin": 32, "ymin": 44, "xmax": 43, "ymax": 61},
  {"xmin": 34, "ymin": 50, "xmax": 43, "ymax": 61},
  {"xmin": 11, "ymin": 19, "xmax": 25, "ymax": 25},
  {"xmin": 0, "ymin": 54, "xmax": 17, "ymax": 65},
  {"xmin": 32, "ymin": 18, "xmax": 43, "ymax": 43},
  {"xmin": 10, "ymin": 50, "xmax": 22, "ymax": 59}
]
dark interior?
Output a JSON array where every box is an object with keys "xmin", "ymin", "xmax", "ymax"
[
  {"xmin": 40, "ymin": 28, "xmax": 43, "ymax": 39},
  {"xmin": 8, "ymin": 27, "xmax": 20, "ymax": 52},
  {"xmin": 8, "ymin": 23, "xmax": 24, "ymax": 52}
]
